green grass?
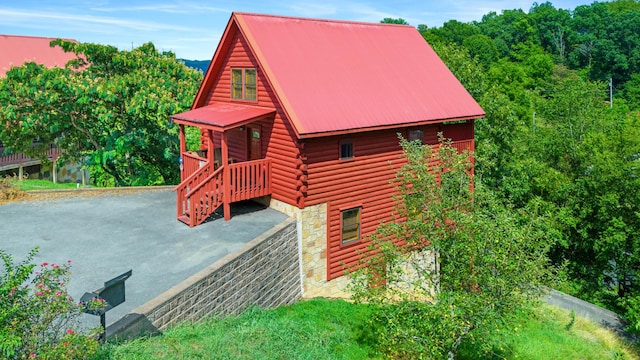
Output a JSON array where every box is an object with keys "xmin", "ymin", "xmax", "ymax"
[
  {"xmin": 458, "ymin": 304, "xmax": 638, "ymax": 359},
  {"xmin": 100, "ymin": 299, "xmax": 638, "ymax": 360},
  {"xmin": 8, "ymin": 179, "xmax": 82, "ymax": 191},
  {"xmin": 103, "ymin": 298, "xmax": 380, "ymax": 360}
]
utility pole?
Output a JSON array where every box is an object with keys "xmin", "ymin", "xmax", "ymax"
[{"xmin": 610, "ymin": 77, "xmax": 613, "ymax": 108}]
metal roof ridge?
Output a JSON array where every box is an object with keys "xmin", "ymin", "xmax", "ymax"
[{"xmin": 231, "ymin": 11, "xmax": 413, "ymax": 28}]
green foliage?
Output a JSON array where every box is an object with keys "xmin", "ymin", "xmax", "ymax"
[
  {"xmin": 0, "ymin": 40, "xmax": 202, "ymax": 186},
  {"xmin": 348, "ymin": 138, "xmax": 553, "ymax": 359},
  {"xmin": 620, "ymin": 295, "xmax": 640, "ymax": 334},
  {"xmin": 380, "ymin": 18, "xmax": 408, "ymax": 25},
  {"xmin": 0, "ymin": 248, "xmax": 100, "ymax": 359}
]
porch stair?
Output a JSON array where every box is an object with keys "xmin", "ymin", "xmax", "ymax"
[{"xmin": 175, "ymin": 159, "xmax": 272, "ymax": 227}]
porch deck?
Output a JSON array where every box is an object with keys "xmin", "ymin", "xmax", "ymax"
[{"xmin": 175, "ymin": 153, "xmax": 272, "ymax": 227}]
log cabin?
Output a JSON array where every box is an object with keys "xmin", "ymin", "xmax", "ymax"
[{"xmin": 171, "ymin": 12, "xmax": 484, "ymax": 296}]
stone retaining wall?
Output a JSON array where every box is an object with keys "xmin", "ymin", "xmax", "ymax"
[{"xmin": 108, "ymin": 219, "xmax": 301, "ymax": 339}]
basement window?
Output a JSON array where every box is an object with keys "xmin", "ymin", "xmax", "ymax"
[
  {"xmin": 231, "ymin": 68, "xmax": 257, "ymax": 101},
  {"xmin": 341, "ymin": 207, "xmax": 361, "ymax": 244}
]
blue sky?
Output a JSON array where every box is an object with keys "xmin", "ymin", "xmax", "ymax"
[{"xmin": 1, "ymin": 0, "xmax": 599, "ymax": 60}]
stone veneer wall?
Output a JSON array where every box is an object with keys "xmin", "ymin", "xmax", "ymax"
[
  {"xmin": 268, "ymin": 198, "xmax": 351, "ymax": 298},
  {"xmin": 109, "ymin": 219, "xmax": 301, "ymax": 338}
]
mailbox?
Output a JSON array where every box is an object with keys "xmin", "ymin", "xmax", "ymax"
[{"xmin": 81, "ymin": 269, "xmax": 132, "ymax": 340}]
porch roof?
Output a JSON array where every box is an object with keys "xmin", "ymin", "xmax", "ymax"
[{"xmin": 171, "ymin": 103, "xmax": 276, "ymax": 131}]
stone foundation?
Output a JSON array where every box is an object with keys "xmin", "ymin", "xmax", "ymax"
[{"xmin": 268, "ymin": 198, "xmax": 352, "ymax": 298}]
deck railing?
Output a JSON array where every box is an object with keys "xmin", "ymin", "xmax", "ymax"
[
  {"xmin": 229, "ymin": 159, "xmax": 272, "ymax": 202},
  {"xmin": 450, "ymin": 139, "xmax": 474, "ymax": 153},
  {"xmin": 175, "ymin": 157, "xmax": 272, "ymax": 227},
  {"xmin": 181, "ymin": 152, "xmax": 207, "ymax": 181},
  {"xmin": 0, "ymin": 144, "xmax": 61, "ymax": 168}
]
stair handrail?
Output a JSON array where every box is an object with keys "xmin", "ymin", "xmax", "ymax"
[
  {"xmin": 172, "ymin": 161, "xmax": 212, "ymax": 192},
  {"xmin": 185, "ymin": 166, "xmax": 224, "ymax": 198}
]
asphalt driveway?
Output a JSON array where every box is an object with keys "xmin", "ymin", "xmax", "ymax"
[{"xmin": 0, "ymin": 188, "xmax": 287, "ymax": 329}]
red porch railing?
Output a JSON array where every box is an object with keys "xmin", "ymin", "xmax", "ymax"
[
  {"xmin": 229, "ymin": 160, "xmax": 272, "ymax": 202},
  {"xmin": 181, "ymin": 151, "xmax": 208, "ymax": 181},
  {"xmin": 174, "ymin": 160, "xmax": 213, "ymax": 226},
  {"xmin": 175, "ymin": 158, "xmax": 272, "ymax": 227}
]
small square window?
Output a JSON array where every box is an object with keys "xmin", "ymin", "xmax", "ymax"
[
  {"xmin": 408, "ymin": 129, "xmax": 424, "ymax": 144},
  {"xmin": 340, "ymin": 142, "xmax": 353, "ymax": 160},
  {"xmin": 342, "ymin": 207, "xmax": 361, "ymax": 244}
]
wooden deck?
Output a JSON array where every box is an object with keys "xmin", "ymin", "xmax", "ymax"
[{"xmin": 0, "ymin": 144, "xmax": 61, "ymax": 172}]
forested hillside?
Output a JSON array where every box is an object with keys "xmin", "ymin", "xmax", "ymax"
[{"xmin": 414, "ymin": 0, "xmax": 640, "ymax": 332}]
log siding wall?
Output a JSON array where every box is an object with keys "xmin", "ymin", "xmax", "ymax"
[
  {"xmin": 201, "ymin": 28, "xmax": 301, "ymax": 206},
  {"xmin": 303, "ymin": 122, "xmax": 474, "ymax": 280}
]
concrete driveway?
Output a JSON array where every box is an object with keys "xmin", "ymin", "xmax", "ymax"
[{"xmin": 0, "ymin": 188, "xmax": 287, "ymax": 329}]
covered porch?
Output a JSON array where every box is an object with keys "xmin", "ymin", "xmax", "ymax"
[{"xmin": 172, "ymin": 103, "xmax": 276, "ymax": 227}]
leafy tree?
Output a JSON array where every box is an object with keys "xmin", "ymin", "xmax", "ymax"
[
  {"xmin": 380, "ymin": 18, "xmax": 408, "ymax": 25},
  {"xmin": 462, "ymin": 34, "xmax": 498, "ymax": 68},
  {"xmin": 0, "ymin": 40, "xmax": 202, "ymax": 186},
  {"xmin": 349, "ymin": 138, "xmax": 553, "ymax": 359}
]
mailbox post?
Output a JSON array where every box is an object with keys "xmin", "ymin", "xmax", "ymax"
[{"xmin": 81, "ymin": 270, "xmax": 132, "ymax": 341}]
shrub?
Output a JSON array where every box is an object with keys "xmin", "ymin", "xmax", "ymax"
[{"xmin": 0, "ymin": 248, "xmax": 100, "ymax": 359}]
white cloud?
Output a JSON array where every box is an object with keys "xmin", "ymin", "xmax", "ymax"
[{"xmin": 0, "ymin": 8, "xmax": 193, "ymax": 32}]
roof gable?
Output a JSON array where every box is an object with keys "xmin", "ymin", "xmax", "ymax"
[
  {"xmin": 195, "ymin": 13, "xmax": 485, "ymax": 138},
  {"xmin": 0, "ymin": 35, "xmax": 78, "ymax": 77}
]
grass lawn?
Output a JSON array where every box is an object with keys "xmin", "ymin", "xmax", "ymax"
[
  {"xmin": 100, "ymin": 298, "xmax": 638, "ymax": 360},
  {"xmin": 8, "ymin": 179, "xmax": 82, "ymax": 191}
]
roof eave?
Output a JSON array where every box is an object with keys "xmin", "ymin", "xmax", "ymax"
[{"xmin": 297, "ymin": 114, "xmax": 485, "ymax": 139}]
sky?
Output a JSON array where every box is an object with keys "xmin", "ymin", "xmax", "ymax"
[{"xmin": 1, "ymin": 0, "xmax": 600, "ymax": 60}]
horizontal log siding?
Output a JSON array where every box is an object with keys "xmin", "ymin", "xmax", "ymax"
[
  {"xmin": 200, "ymin": 28, "xmax": 299, "ymax": 206},
  {"xmin": 304, "ymin": 122, "xmax": 474, "ymax": 280},
  {"xmin": 304, "ymin": 129, "xmax": 405, "ymax": 280}
]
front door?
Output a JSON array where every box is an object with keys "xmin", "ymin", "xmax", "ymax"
[{"xmin": 248, "ymin": 125, "xmax": 261, "ymax": 160}]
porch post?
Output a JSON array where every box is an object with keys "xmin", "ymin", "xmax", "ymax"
[
  {"xmin": 221, "ymin": 131, "xmax": 231, "ymax": 221},
  {"xmin": 179, "ymin": 124, "xmax": 186, "ymax": 181},
  {"xmin": 207, "ymin": 129, "xmax": 214, "ymax": 165}
]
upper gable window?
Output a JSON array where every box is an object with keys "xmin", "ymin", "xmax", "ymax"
[{"xmin": 231, "ymin": 68, "xmax": 257, "ymax": 101}]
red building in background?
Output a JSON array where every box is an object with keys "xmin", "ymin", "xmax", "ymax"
[
  {"xmin": 172, "ymin": 13, "xmax": 484, "ymax": 296},
  {"xmin": 0, "ymin": 35, "xmax": 78, "ymax": 180}
]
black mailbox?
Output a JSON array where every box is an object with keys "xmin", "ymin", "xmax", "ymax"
[{"xmin": 81, "ymin": 269, "xmax": 132, "ymax": 340}]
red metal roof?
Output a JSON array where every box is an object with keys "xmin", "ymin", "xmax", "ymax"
[
  {"xmin": 0, "ymin": 35, "xmax": 78, "ymax": 77},
  {"xmin": 172, "ymin": 103, "xmax": 276, "ymax": 131},
  {"xmin": 231, "ymin": 13, "xmax": 485, "ymax": 138}
]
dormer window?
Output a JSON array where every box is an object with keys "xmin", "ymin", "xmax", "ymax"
[{"xmin": 231, "ymin": 68, "xmax": 257, "ymax": 101}]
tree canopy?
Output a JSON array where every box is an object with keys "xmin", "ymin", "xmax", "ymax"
[
  {"xmin": 417, "ymin": 0, "xmax": 640, "ymax": 334},
  {"xmin": 0, "ymin": 40, "xmax": 202, "ymax": 186}
]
